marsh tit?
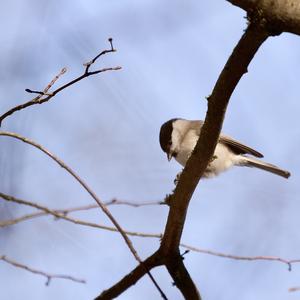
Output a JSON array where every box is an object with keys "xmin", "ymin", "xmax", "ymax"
[{"xmin": 159, "ymin": 118, "xmax": 290, "ymax": 179}]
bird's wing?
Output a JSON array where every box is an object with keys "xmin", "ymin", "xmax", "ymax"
[
  {"xmin": 189, "ymin": 120, "xmax": 263, "ymax": 158},
  {"xmin": 219, "ymin": 134, "xmax": 263, "ymax": 158}
]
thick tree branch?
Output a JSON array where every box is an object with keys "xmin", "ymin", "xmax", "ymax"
[
  {"xmin": 165, "ymin": 251, "xmax": 200, "ymax": 300},
  {"xmin": 0, "ymin": 255, "xmax": 85, "ymax": 285},
  {"xmin": 95, "ymin": 251, "xmax": 163, "ymax": 300},
  {"xmin": 160, "ymin": 22, "xmax": 269, "ymax": 257},
  {"xmin": 227, "ymin": 0, "xmax": 300, "ymax": 35}
]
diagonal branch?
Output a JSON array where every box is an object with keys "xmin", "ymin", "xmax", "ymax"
[
  {"xmin": 0, "ymin": 132, "xmax": 166, "ymax": 299},
  {"xmin": 0, "ymin": 39, "xmax": 121, "ymax": 127},
  {"xmin": 157, "ymin": 21, "xmax": 269, "ymax": 299},
  {"xmin": 95, "ymin": 251, "xmax": 163, "ymax": 300},
  {"xmin": 165, "ymin": 251, "xmax": 200, "ymax": 300},
  {"xmin": 0, "ymin": 255, "xmax": 85, "ymax": 285},
  {"xmin": 160, "ymin": 22, "xmax": 269, "ymax": 255}
]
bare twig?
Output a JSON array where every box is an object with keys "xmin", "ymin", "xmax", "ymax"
[
  {"xmin": 180, "ymin": 244, "xmax": 300, "ymax": 271},
  {"xmin": 0, "ymin": 192, "xmax": 161, "ymax": 238},
  {"xmin": 0, "ymin": 132, "xmax": 167, "ymax": 299},
  {"xmin": 107, "ymin": 198, "xmax": 164, "ymax": 207},
  {"xmin": 0, "ymin": 255, "xmax": 85, "ymax": 285},
  {"xmin": 0, "ymin": 195, "xmax": 163, "ymax": 229},
  {"xmin": 0, "ymin": 39, "xmax": 121, "ymax": 126},
  {"xmin": 1, "ymin": 191, "xmax": 300, "ymax": 273},
  {"xmin": 84, "ymin": 37, "xmax": 115, "ymax": 73},
  {"xmin": 289, "ymin": 286, "xmax": 300, "ymax": 292},
  {"xmin": 25, "ymin": 67, "xmax": 67, "ymax": 99},
  {"xmin": 0, "ymin": 132, "xmax": 140, "ymax": 257}
]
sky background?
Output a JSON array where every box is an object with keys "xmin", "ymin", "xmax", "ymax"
[{"xmin": 1, "ymin": 1, "xmax": 300, "ymax": 299}]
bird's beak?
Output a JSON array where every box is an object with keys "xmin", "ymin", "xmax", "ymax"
[{"xmin": 167, "ymin": 152, "xmax": 172, "ymax": 161}]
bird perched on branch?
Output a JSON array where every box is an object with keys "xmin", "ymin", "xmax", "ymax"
[{"xmin": 159, "ymin": 118, "xmax": 290, "ymax": 179}]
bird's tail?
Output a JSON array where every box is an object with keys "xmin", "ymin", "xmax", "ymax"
[{"xmin": 240, "ymin": 157, "xmax": 290, "ymax": 179}]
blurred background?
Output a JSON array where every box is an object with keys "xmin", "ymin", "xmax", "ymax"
[{"xmin": 0, "ymin": 1, "xmax": 299, "ymax": 299}]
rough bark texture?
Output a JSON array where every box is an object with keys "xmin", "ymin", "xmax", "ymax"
[
  {"xmin": 165, "ymin": 252, "xmax": 201, "ymax": 300},
  {"xmin": 95, "ymin": 251, "xmax": 163, "ymax": 300},
  {"xmin": 228, "ymin": 0, "xmax": 300, "ymax": 35}
]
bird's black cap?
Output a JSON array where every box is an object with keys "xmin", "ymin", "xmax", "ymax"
[{"xmin": 159, "ymin": 118, "xmax": 179, "ymax": 153}]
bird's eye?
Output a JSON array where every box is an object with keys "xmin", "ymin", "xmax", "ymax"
[{"xmin": 168, "ymin": 141, "xmax": 172, "ymax": 146}]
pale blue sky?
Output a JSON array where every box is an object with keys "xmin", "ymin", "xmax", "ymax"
[{"xmin": 1, "ymin": 1, "xmax": 300, "ymax": 299}]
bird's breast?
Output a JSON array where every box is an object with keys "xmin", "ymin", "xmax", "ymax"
[{"xmin": 175, "ymin": 136, "xmax": 237, "ymax": 178}]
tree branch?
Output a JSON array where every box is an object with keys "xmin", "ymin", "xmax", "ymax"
[
  {"xmin": 289, "ymin": 286, "xmax": 300, "ymax": 293},
  {"xmin": 0, "ymin": 132, "xmax": 166, "ymax": 299},
  {"xmin": 2, "ymin": 5, "xmax": 297, "ymax": 297},
  {"xmin": 0, "ymin": 38, "xmax": 121, "ymax": 127},
  {"xmin": 180, "ymin": 244, "xmax": 300, "ymax": 271},
  {"xmin": 2, "ymin": 191, "xmax": 300, "ymax": 274},
  {"xmin": 0, "ymin": 255, "xmax": 85, "ymax": 285},
  {"xmin": 95, "ymin": 251, "xmax": 163, "ymax": 300},
  {"xmin": 0, "ymin": 192, "xmax": 161, "ymax": 238},
  {"xmin": 156, "ymin": 21, "xmax": 269, "ymax": 299},
  {"xmin": 165, "ymin": 251, "xmax": 200, "ymax": 300},
  {"xmin": 160, "ymin": 22, "xmax": 269, "ymax": 258},
  {"xmin": 227, "ymin": 0, "xmax": 300, "ymax": 35}
]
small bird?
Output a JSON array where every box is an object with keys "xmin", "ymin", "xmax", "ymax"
[{"xmin": 159, "ymin": 118, "xmax": 290, "ymax": 179}]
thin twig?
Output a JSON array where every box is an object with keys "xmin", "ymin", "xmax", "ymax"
[
  {"xmin": 180, "ymin": 244, "xmax": 300, "ymax": 271},
  {"xmin": 84, "ymin": 37, "xmax": 115, "ymax": 73},
  {"xmin": 107, "ymin": 198, "xmax": 164, "ymax": 207},
  {"xmin": 0, "ymin": 255, "xmax": 85, "ymax": 285},
  {"xmin": 1, "ymin": 191, "xmax": 300, "ymax": 273},
  {"xmin": 289, "ymin": 287, "xmax": 300, "ymax": 292},
  {"xmin": 25, "ymin": 67, "xmax": 67, "ymax": 99},
  {"xmin": 0, "ymin": 196, "xmax": 163, "ymax": 229},
  {"xmin": 0, "ymin": 39, "xmax": 121, "ymax": 126},
  {"xmin": 0, "ymin": 192, "xmax": 161, "ymax": 238},
  {"xmin": 0, "ymin": 132, "xmax": 167, "ymax": 300}
]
